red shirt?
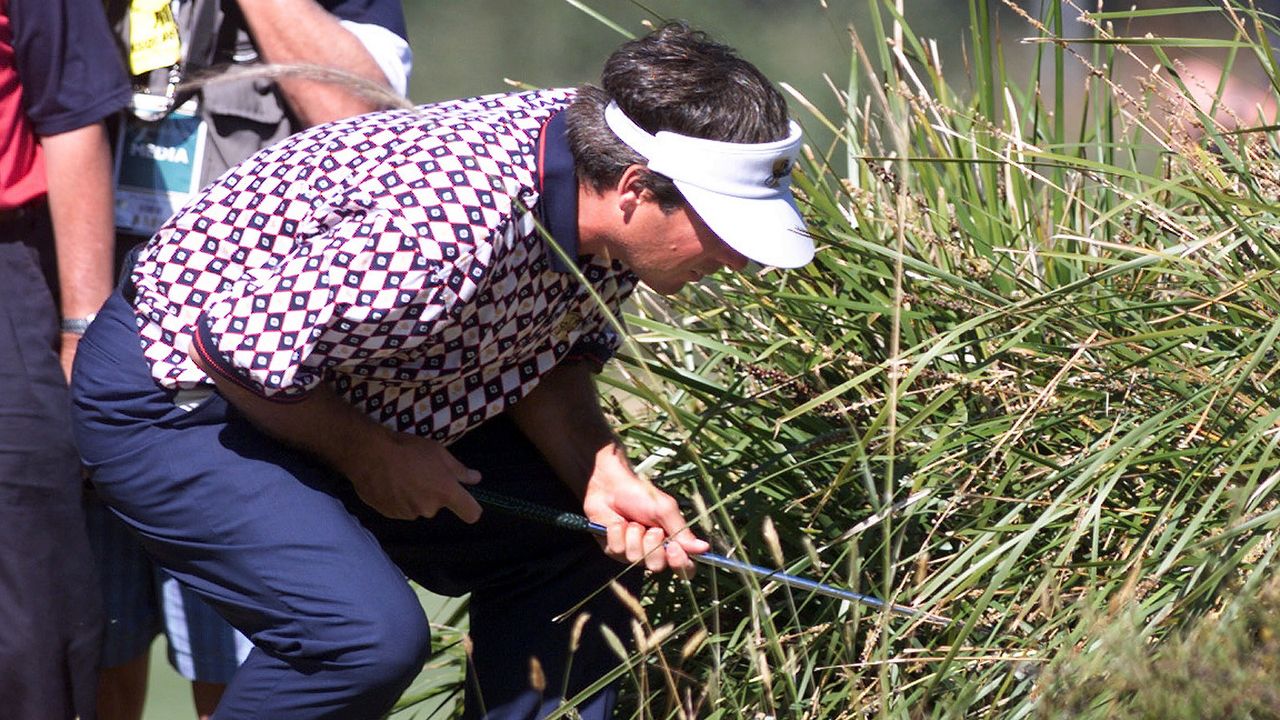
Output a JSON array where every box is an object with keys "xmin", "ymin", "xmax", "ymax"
[
  {"xmin": 0, "ymin": 0, "xmax": 128, "ymax": 209},
  {"xmin": 0, "ymin": 0, "xmax": 44, "ymax": 209}
]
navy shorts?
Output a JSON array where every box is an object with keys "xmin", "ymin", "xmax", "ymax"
[{"xmin": 86, "ymin": 493, "xmax": 249, "ymax": 682}]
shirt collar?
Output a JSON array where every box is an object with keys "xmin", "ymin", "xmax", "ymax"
[{"xmin": 536, "ymin": 110, "xmax": 579, "ymax": 273}]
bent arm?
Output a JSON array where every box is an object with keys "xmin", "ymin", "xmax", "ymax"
[
  {"xmin": 507, "ymin": 361, "xmax": 709, "ymax": 574},
  {"xmin": 189, "ymin": 349, "xmax": 482, "ymax": 522},
  {"xmin": 236, "ymin": 0, "xmax": 396, "ymax": 125},
  {"xmin": 41, "ymin": 122, "xmax": 115, "ymax": 379}
]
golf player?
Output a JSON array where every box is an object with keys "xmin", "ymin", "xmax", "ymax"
[{"xmin": 70, "ymin": 22, "xmax": 814, "ymax": 720}]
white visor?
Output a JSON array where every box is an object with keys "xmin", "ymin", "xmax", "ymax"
[{"xmin": 603, "ymin": 101, "xmax": 814, "ymax": 268}]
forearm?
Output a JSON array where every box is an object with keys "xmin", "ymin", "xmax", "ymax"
[
  {"xmin": 41, "ymin": 123, "xmax": 115, "ymax": 321},
  {"xmin": 236, "ymin": 0, "xmax": 392, "ymax": 125},
  {"xmin": 189, "ymin": 349, "xmax": 482, "ymax": 522},
  {"xmin": 196, "ymin": 357, "xmax": 376, "ymax": 474},
  {"xmin": 507, "ymin": 361, "xmax": 626, "ymax": 498},
  {"xmin": 508, "ymin": 361, "xmax": 708, "ymax": 573}
]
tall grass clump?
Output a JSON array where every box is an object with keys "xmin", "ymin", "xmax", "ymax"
[
  {"xmin": 572, "ymin": 1, "xmax": 1280, "ymax": 718},
  {"xmin": 1037, "ymin": 577, "xmax": 1280, "ymax": 718}
]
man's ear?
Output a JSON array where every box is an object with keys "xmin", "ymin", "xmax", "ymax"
[{"xmin": 616, "ymin": 164, "xmax": 651, "ymax": 213}]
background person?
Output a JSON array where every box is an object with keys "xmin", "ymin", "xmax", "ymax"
[
  {"xmin": 89, "ymin": 1, "xmax": 412, "ymax": 719},
  {"xmin": 72, "ymin": 22, "xmax": 812, "ymax": 719},
  {"xmin": 0, "ymin": 0, "xmax": 130, "ymax": 717}
]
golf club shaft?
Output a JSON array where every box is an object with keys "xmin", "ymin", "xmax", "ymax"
[{"xmin": 467, "ymin": 486, "xmax": 950, "ymax": 626}]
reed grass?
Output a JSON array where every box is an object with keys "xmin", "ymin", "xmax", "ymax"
[{"xmin": 394, "ymin": 1, "xmax": 1280, "ymax": 717}]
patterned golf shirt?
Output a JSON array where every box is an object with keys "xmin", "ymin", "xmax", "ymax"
[{"xmin": 128, "ymin": 89, "xmax": 637, "ymax": 443}]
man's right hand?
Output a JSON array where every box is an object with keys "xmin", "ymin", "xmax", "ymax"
[
  {"xmin": 190, "ymin": 349, "xmax": 483, "ymax": 524},
  {"xmin": 340, "ymin": 426, "xmax": 483, "ymax": 522}
]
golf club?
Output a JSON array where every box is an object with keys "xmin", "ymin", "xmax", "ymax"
[{"xmin": 467, "ymin": 486, "xmax": 952, "ymax": 626}]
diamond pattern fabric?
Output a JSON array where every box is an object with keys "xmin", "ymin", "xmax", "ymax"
[{"xmin": 130, "ymin": 89, "xmax": 635, "ymax": 443}]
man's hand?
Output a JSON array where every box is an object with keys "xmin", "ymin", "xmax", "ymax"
[
  {"xmin": 59, "ymin": 332, "xmax": 80, "ymax": 382},
  {"xmin": 508, "ymin": 360, "xmax": 711, "ymax": 576},
  {"xmin": 581, "ymin": 445, "xmax": 710, "ymax": 577},
  {"xmin": 190, "ymin": 350, "xmax": 483, "ymax": 523},
  {"xmin": 340, "ymin": 425, "xmax": 483, "ymax": 522}
]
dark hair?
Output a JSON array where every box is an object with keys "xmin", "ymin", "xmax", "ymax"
[{"xmin": 565, "ymin": 22, "xmax": 792, "ymax": 210}]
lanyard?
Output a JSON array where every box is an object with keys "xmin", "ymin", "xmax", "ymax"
[{"xmin": 124, "ymin": 0, "xmax": 182, "ymax": 120}]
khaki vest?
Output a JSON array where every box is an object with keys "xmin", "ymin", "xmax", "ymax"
[{"xmin": 107, "ymin": 0, "xmax": 296, "ymax": 189}]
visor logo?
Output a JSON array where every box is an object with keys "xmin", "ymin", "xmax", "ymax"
[{"xmin": 766, "ymin": 157, "xmax": 793, "ymax": 187}]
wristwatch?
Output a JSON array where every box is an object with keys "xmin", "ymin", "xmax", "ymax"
[{"xmin": 61, "ymin": 314, "xmax": 96, "ymax": 335}]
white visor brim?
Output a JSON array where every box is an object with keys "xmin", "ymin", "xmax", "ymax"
[
  {"xmin": 604, "ymin": 101, "xmax": 815, "ymax": 268},
  {"xmin": 675, "ymin": 179, "xmax": 813, "ymax": 268}
]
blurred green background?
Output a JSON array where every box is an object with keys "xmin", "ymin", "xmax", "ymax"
[{"xmin": 401, "ymin": 1, "xmax": 991, "ymax": 131}]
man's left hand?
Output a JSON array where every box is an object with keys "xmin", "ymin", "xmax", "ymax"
[{"xmin": 582, "ymin": 450, "xmax": 710, "ymax": 577}]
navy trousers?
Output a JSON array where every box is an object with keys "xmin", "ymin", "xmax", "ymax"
[
  {"xmin": 71, "ymin": 289, "xmax": 641, "ymax": 719},
  {"xmin": 0, "ymin": 216, "xmax": 102, "ymax": 720}
]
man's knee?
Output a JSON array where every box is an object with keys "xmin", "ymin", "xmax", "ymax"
[
  {"xmin": 353, "ymin": 607, "xmax": 433, "ymax": 685},
  {"xmin": 309, "ymin": 601, "xmax": 433, "ymax": 701}
]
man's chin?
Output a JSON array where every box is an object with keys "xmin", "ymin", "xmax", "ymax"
[{"xmin": 641, "ymin": 278, "xmax": 687, "ymax": 296}]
